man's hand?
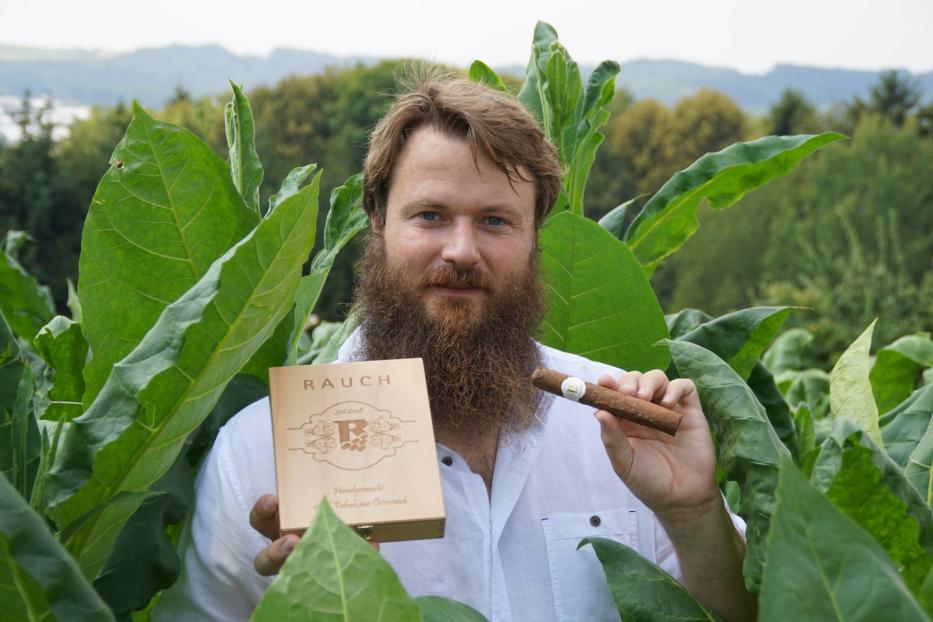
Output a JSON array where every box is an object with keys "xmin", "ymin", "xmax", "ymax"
[
  {"xmin": 250, "ymin": 494, "xmax": 299, "ymax": 576},
  {"xmin": 596, "ymin": 370, "xmax": 757, "ymax": 622},
  {"xmin": 595, "ymin": 370, "xmax": 719, "ymax": 523}
]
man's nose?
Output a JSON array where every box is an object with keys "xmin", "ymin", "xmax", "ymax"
[{"xmin": 440, "ymin": 220, "xmax": 481, "ymax": 267}]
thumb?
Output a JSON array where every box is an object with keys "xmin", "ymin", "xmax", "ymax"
[{"xmin": 596, "ymin": 410, "xmax": 635, "ymax": 480}]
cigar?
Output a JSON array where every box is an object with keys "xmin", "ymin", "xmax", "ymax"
[{"xmin": 531, "ymin": 368, "xmax": 682, "ymax": 436}]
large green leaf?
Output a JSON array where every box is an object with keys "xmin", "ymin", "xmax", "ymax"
[
  {"xmin": 830, "ymin": 320, "xmax": 882, "ymax": 446},
  {"xmin": 225, "ymin": 81, "xmax": 264, "ymax": 217},
  {"xmin": 579, "ymin": 537, "xmax": 721, "ymax": 621},
  {"xmin": 516, "ymin": 22, "xmax": 617, "ymax": 216},
  {"xmin": 871, "ymin": 335, "xmax": 933, "ymax": 415},
  {"xmin": 538, "ymin": 211, "xmax": 669, "ymax": 372},
  {"xmin": 810, "ymin": 419, "xmax": 933, "ymax": 595},
  {"xmin": 0, "ymin": 471, "xmax": 115, "ymax": 622},
  {"xmin": 240, "ymin": 172, "xmax": 366, "ymax": 380},
  {"xmin": 79, "ymin": 102, "xmax": 258, "ymax": 406},
  {"xmin": 762, "ymin": 327, "xmax": 814, "ymax": 374},
  {"xmin": 467, "ymin": 60, "xmax": 507, "ymax": 92},
  {"xmin": 46, "ymin": 180, "xmax": 319, "ymax": 580},
  {"xmin": 92, "ymin": 452, "xmax": 193, "ymax": 618},
  {"xmin": 517, "ymin": 21, "xmax": 559, "ymax": 137},
  {"xmin": 667, "ymin": 340, "xmax": 790, "ymax": 593},
  {"xmin": 291, "ymin": 174, "xmax": 368, "ymax": 363},
  {"xmin": 676, "ymin": 306, "xmax": 793, "ymax": 381},
  {"xmin": 746, "ymin": 361, "xmax": 800, "ymax": 462},
  {"xmin": 93, "ymin": 373, "xmax": 267, "ymax": 617},
  {"xmin": 906, "ymin": 417, "xmax": 933, "ymax": 505},
  {"xmin": 417, "ymin": 596, "xmax": 488, "ymax": 622},
  {"xmin": 251, "ymin": 498, "xmax": 421, "ymax": 621},
  {"xmin": 882, "ymin": 385, "xmax": 933, "ymax": 467},
  {"xmin": 33, "ymin": 316, "xmax": 87, "ymax": 422},
  {"xmin": 669, "ymin": 306, "xmax": 798, "ymax": 458},
  {"xmin": 759, "ymin": 459, "xmax": 926, "ymax": 621},
  {"xmin": 623, "ymin": 133, "xmax": 845, "ymax": 275},
  {"xmin": 563, "ymin": 60, "xmax": 619, "ymax": 215},
  {"xmin": 0, "ymin": 240, "xmax": 55, "ymax": 343}
]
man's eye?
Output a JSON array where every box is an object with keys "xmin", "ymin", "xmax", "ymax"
[
  {"xmin": 419, "ymin": 212, "xmax": 438, "ymax": 221},
  {"xmin": 486, "ymin": 216, "xmax": 505, "ymax": 226}
]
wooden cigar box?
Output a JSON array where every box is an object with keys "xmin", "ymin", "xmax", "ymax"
[{"xmin": 268, "ymin": 358, "xmax": 446, "ymax": 542}]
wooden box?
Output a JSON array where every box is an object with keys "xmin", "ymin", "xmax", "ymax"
[{"xmin": 269, "ymin": 358, "xmax": 446, "ymax": 542}]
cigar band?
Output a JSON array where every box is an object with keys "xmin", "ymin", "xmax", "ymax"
[{"xmin": 560, "ymin": 376, "xmax": 587, "ymax": 401}]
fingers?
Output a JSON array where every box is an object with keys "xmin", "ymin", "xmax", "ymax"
[
  {"xmin": 250, "ymin": 494, "xmax": 280, "ymax": 541},
  {"xmin": 595, "ymin": 409, "xmax": 634, "ymax": 479},
  {"xmin": 616, "ymin": 369, "xmax": 667, "ymax": 401},
  {"xmin": 660, "ymin": 378, "xmax": 696, "ymax": 409},
  {"xmin": 254, "ymin": 534, "xmax": 298, "ymax": 576}
]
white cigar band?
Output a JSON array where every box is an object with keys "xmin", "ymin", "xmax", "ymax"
[{"xmin": 560, "ymin": 376, "xmax": 587, "ymax": 402}]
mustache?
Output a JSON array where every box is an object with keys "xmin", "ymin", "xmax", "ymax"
[{"xmin": 420, "ymin": 265, "xmax": 493, "ymax": 290}]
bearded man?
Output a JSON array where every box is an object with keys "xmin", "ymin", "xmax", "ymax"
[{"xmin": 156, "ymin": 75, "xmax": 756, "ymax": 621}]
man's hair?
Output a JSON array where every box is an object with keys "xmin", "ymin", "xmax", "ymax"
[{"xmin": 363, "ymin": 71, "xmax": 562, "ymax": 228}]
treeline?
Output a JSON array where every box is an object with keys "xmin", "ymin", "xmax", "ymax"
[{"xmin": 1, "ymin": 63, "xmax": 930, "ymax": 365}]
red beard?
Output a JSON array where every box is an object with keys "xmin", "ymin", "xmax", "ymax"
[{"xmin": 352, "ymin": 234, "xmax": 545, "ymax": 437}]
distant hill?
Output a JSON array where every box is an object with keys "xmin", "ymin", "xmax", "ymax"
[
  {"xmin": 0, "ymin": 44, "xmax": 930, "ymax": 111},
  {"xmin": 0, "ymin": 44, "xmax": 376, "ymax": 107}
]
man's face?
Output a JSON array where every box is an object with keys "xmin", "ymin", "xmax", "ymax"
[{"xmin": 377, "ymin": 126, "xmax": 537, "ymax": 325}]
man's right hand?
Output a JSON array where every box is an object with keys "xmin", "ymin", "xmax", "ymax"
[{"xmin": 250, "ymin": 494, "xmax": 298, "ymax": 576}]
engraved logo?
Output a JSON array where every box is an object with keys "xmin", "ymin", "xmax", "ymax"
[{"xmin": 289, "ymin": 401, "xmax": 413, "ymax": 470}]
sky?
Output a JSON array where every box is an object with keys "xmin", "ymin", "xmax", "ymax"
[{"xmin": 1, "ymin": 0, "xmax": 931, "ymax": 74}]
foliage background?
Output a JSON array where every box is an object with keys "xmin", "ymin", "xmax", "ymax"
[{"xmin": 2, "ymin": 65, "xmax": 930, "ymax": 366}]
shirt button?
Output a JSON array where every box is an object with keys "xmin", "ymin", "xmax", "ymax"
[
  {"xmin": 589, "ymin": 515, "xmax": 601, "ymax": 527},
  {"xmin": 442, "ymin": 456, "xmax": 453, "ymax": 466}
]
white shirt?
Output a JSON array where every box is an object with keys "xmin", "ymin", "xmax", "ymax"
[{"xmin": 155, "ymin": 332, "xmax": 744, "ymax": 621}]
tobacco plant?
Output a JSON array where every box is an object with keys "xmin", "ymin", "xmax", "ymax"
[{"xmin": 2, "ymin": 21, "xmax": 931, "ymax": 622}]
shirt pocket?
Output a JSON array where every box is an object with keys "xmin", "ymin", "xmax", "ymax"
[{"xmin": 541, "ymin": 508, "xmax": 638, "ymax": 622}]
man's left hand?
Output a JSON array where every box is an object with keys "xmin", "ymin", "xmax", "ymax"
[{"xmin": 595, "ymin": 370, "xmax": 720, "ymax": 525}]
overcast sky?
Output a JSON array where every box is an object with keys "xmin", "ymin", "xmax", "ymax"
[{"xmin": 2, "ymin": 0, "xmax": 931, "ymax": 74}]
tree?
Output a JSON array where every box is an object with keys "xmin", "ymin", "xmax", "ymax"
[
  {"xmin": 0, "ymin": 94, "xmax": 75, "ymax": 306},
  {"xmin": 768, "ymin": 89, "xmax": 820, "ymax": 135},
  {"xmin": 845, "ymin": 69, "xmax": 922, "ymax": 131}
]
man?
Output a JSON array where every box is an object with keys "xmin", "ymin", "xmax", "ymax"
[{"xmin": 156, "ymin": 75, "xmax": 755, "ymax": 621}]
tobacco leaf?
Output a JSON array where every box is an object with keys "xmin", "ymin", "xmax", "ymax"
[
  {"xmin": 759, "ymin": 459, "xmax": 926, "ymax": 621},
  {"xmin": 810, "ymin": 418, "xmax": 933, "ymax": 596},
  {"xmin": 871, "ymin": 334, "xmax": 933, "ymax": 415},
  {"xmin": 579, "ymin": 537, "xmax": 721, "ymax": 621},
  {"xmin": 225, "ymin": 81, "xmax": 264, "ymax": 216},
  {"xmin": 538, "ymin": 211, "xmax": 669, "ymax": 372},
  {"xmin": 667, "ymin": 340, "xmax": 790, "ymax": 593},
  {"xmin": 624, "ymin": 133, "xmax": 845, "ymax": 275},
  {"xmin": 0, "ymin": 470, "xmax": 114, "ymax": 622},
  {"xmin": 251, "ymin": 498, "xmax": 421, "ymax": 621},
  {"xmin": 830, "ymin": 320, "xmax": 882, "ymax": 447},
  {"xmin": 881, "ymin": 384, "xmax": 933, "ymax": 467},
  {"xmin": 79, "ymin": 102, "xmax": 258, "ymax": 406},
  {"xmin": 675, "ymin": 306, "xmax": 793, "ymax": 381},
  {"xmin": 46, "ymin": 180, "xmax": 319, "ymax": 580},
  {"xmin": 240, "ymin": 172, "xmax": 366, "ymax": 381}
]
